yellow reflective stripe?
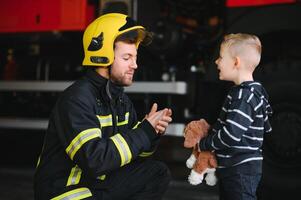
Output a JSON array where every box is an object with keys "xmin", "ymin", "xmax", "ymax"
[
  {"xmin": 66, "ymin": 128, "xmax": 101, "ymax": 160},
  {"xmin": 132, "ymin": 121, "xmax": 141, "ymax": 129},
  {"xmin": 98, "ymin": 113, "xmax": 130, "ymax": 127},
  {"xmin": 67, "ymin": 165, "xmax": 82, "ymax": 186},
  {"xmin": 97, "ymin": 114, "xmax": 113, "ymax": 127},
  {"xmin": 51, "ymin": 187, "xmax": 92, "ymax": 200},
  {"xmin": 36, "ymin": 156, "xmax": 41, "ymax": 167},
  {"xmin": 139, "ymin": 151, "xmax": 155, "ymax": 157},
  {"xmin": 36, "ymin": 144, "xmax": 45, "ymax": 167},
  {"xmin": 97, "ymin": 175, "xmax": 106, "ymax": 181},
  {"xmin": 110, "ymin": 134, "xmax": 132, "ymax": 166},
  {"xmin": 117, "ymin": 112, "xmax": 129, "ymax": 126}
]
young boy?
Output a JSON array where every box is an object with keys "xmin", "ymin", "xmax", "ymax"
[{"xmin": 198, "ymin": 33, "xmax": 273, "ymax": 200}]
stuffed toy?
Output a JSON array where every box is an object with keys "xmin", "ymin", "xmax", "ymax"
[{"xmin": 183, "ymin": 119, "xmax": 218, "ymax": 186}]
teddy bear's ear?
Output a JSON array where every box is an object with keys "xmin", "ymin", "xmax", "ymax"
[
  {"xmin": 184, "ymin": 129, "xmax": 192, "ymax": 138},
  {"xmin": 184, "ymin": 130, "xmax": 197, "ymax": 148},
  {"xmin": 200, "ymin": 119, "xmax": 210, "ymax": 130},
  {"xmin": 183, "ymin": 125, "xmax": 189, "ymax": 136}
]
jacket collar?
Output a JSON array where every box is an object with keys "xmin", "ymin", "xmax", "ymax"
[{"xmin": 86, "ymin": 69, "xmax": 124, "ymax": 101}]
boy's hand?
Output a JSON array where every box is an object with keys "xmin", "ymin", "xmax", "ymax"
[{"xmin": 184, "ymin": 119, "xmax": 210, "ymax": 137}]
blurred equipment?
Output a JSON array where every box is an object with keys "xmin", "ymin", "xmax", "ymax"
[
  {"xmin": 100, "ymin": 0, "xmax": 133, "ymax": 17},
  {"xmin": 2, "ymin": 49, "xmax": 18, "ymax": 80}
]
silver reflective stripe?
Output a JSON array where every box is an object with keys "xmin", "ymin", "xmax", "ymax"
[
  {"xmin": 117, "ymin": 112, "xmax": 129, "ymax": 126},
  {"xmin": 98, "ymin": 113, "xmax": 130, "ymax": 127},
  {"xmin": 110, "ymin": 134, "xmax": 132, "ymax": 166},
  {"xmin": 51, "ymin": 187, "xmax": 92, "ymax": 200},
  {"xmin": 114, "ymin": 135, "xmax": 129, "ymax": 162},
  {"xmin": 66, "ymin": 128, "xmax": 101, "ymax": 160},
  {"xmin": 67, "ymin": 165, "xmax": 82, "ymax": 186},
  {"xmin": 98, "ymin": 114, "xmax": 113, "ymax": 127},
  {"xmin": 59, "ymin": 189, "xmax": 90, "ymax": 200}
]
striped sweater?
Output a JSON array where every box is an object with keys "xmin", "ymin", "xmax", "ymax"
[{"xmin": 199, "ymin": 81, "xmax": 273, "ymax": 168}]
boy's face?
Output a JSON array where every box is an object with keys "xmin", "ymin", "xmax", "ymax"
[
  {"xmin": 110, "ymin": 41, "xmax": 138, "ymax": 86},
  {"xmin": 215, "ymin": 45, "xmax": 237, "ymax": 81}
]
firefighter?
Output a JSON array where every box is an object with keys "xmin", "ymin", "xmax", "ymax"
[{"xmin": 34, "ymin": 13, "xmax": 172, "ymax": 200}]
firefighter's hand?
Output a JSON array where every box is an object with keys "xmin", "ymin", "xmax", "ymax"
[
  {"xmin": 146, "ymin": 103, "xmax": 172, "ymax": 135},
  {"xmin": 156, "ymin": 108, "xmax": 172, "ymax": 135}
]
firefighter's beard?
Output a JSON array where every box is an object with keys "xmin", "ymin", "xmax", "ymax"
[{"xmin": 111, "ymin": 71, "xmax": 134, "ymax": 87}]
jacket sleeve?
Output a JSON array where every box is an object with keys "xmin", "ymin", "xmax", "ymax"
[
  {"xmin": 128, "ymin": 103, "xmax": 161, "ymax": 158},
  {"xmin": 54, "ymin": 93, "xmax": 157, "ymax": 178},
  {"xmin": 199, "ymin": 98, "xmax": 254, "ymax": 151}
]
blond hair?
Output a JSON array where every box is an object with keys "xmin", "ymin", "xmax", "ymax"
[{"xmin": 222, "ymin": 33, "xmax": 262, "ymax": 68}]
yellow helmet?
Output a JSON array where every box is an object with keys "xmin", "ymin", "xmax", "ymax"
[{"xmin": 82, "ymin": 13, "xmax": 147, "ymax": 67}]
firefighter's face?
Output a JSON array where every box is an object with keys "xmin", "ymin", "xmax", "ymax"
[
  {"xmin": 215, "ymin": 45, "xmax": 236, "ymax": 81},
  {"xmin": 110, "ymin": 41, "xmax": 138, "ymax": 86}
]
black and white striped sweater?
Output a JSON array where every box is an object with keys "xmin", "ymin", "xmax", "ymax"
[{"xmin": 199, "ymin": 81, "xmax": 273, "ymax": 168}]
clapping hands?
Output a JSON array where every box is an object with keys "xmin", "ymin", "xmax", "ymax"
[{"xmin": 145, "ymin": 103, "xmax": 172, "ymax": 135}]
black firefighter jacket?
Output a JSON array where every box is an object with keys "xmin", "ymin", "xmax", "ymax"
[{"xmin": 34, "ymin": 69, "xmax": 160, "ymax": 200}]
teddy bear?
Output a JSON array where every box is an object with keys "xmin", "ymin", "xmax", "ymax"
[{"xmin": 183, "ymin": 119, "xmax": 218, "ymax": 186}]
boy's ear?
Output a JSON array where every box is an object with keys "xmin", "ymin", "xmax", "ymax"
[{"xmin": 234, "ymin": 56, "xmax": 241, "ymax": 69}]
